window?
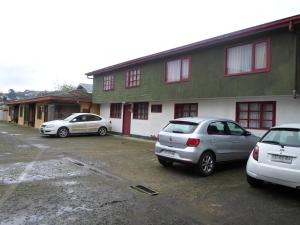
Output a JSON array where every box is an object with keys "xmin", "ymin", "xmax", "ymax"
[
  {"xmin": 133, "ymin": 102, "xmax": 148, "ymax": 120},
  {"xmin": 37, "ymin": 105, "xmax": 43, "ymax": 119},
  {"xmin": 87, "ymin": 115, "xmax": 101, "ymax": 121},
  {"xmin": 227, "ymin": 122, "xmax": 245, "ymax": 135},
  {"xmin": 151, "ymin": 104, "xmax": 162, "ymax": 113},
  {"xmin": 126, "ymin": 69, "xmax": 140, "ymax": 88},
  {"xmin": 174, "ymin": 103, "xmax": 198, "ymax": 119},
  {"xmin": 207, "ymin": 121, "xmax": 226, "ymax": 135},
  {"xmin": 236, "ymin": 101, "xmax": 276, "ymax": 129},
  {"xmin": 163, "ymin": 121, "xmax": 198, "ymax": 134},
  {"xmin": 19, "ymin": 106, "xmax": 23, "ymax": 117},
  {"xmin": 103, "ymin": 75, "xmax": 114, "ymax": 91},
  {"xmin": 225, "ymin": 39, "xmax": 270, "ymax": 75},
  {"xmin": 165, "ymin": 58, "xmax": 190, "ymax": 83},
  {"xmin": 110, "ymin": 103, "xmax": 122, "ymax": 118}
]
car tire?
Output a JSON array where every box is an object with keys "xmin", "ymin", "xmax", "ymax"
[
  {"xmin": 158, "ymin": 157, "xmax": 173, "ymax": 167},
  {"xmin": 98, "ymin": 127, "xmax": 107, "ymax": 136},
  {"xmin": 247, "ymin": 175, "xmax": 264, "ymax": 187},
  {"xmin": 195, "ymin": 151, "xmax": 215, "ymax": 176},
  {"xmin": 57, "ymin": 127, "xmax": 69, "ymax": 138}
]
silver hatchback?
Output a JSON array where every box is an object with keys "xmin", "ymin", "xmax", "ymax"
[{"xmin": 155, "ymin": 117, "xmax": 259, "ymax": 176}]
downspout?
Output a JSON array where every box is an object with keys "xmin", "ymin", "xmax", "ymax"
[{"xmin": 289, "ymin": 20, "xmax": 299, "ymax": 98}]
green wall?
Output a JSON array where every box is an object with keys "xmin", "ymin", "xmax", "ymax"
[{"xmin": 93, "ymin": 31, "xmax": 297, "ymax": 103}]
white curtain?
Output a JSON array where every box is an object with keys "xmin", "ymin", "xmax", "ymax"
[
  {"xmin": 167, "ymin": 60, "xmax": 181, "ymax": 82},
  {"xmin": 182, "ymin": 59, "xmax": 189, "ymax": 80},
  {"xmin": 255, "ymin": 42, "xmax": 267, "ymax": 69},
  {"xmin": 227, "ymin": 44, "xmax": 252, "ymax": 74}
]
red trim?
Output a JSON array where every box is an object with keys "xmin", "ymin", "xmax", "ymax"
[
  {"xmin": 164, "ymin": 57, "xmax": 191, "ymax": 84},
  {"xmin": 174, "ymin": 103, "xmax": 198, "ymax": 119},
  {"xmin": 125, "ymin": 68, "xmax": 141, "ymax": 89},
  {"xmin": 103, "ymin": 74, "xmax": 115, "ymax": 91},
  {"xmin": 224, "ymin": 38, "xmax": 271, "ymax": 76},
  {"xmin": 86, "ymin": 15, "xmax": 300, "ymax": 77},
  {"xmin": 133, "ymin": 102, "xmax": 149, "ymax": 120},
  {"xmin": 236, "ymin": 101, "xmax": 276, "ymax": 130}
]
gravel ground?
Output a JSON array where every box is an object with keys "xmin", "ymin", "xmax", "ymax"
[{"xmin": 0, "ymin": 122, "xmax": 300, "ymax": 225}]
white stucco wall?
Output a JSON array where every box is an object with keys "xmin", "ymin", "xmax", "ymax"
[{"xmin": 100, "ymin": 96, "xmax": 300, "ymax": 138}]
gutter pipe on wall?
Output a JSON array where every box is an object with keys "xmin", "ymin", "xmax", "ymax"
[{"xmin": 289, "ymin": 20, "xmax": 299, "ymax": 99}]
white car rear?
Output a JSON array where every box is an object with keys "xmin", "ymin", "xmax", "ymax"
[{"xmin": 246, "ymin": 124, "xmax": 300, "ymax": 189}]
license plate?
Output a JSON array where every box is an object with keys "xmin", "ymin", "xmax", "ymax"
[
  {"xmin": 163, "ymin": 150, "xmax": 175, "ymax": 157},
  {"xmin": 271, "ymin": 154, "xmax": 293, "ymax": 164}
]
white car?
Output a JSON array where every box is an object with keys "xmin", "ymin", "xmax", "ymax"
[
  {"xmin": 39, "ymin": 113, "xmax": 112, "ymax": 138},
  {"xmin": 246, "ymin": 124, "xmax": 300, "ymax": 189}
]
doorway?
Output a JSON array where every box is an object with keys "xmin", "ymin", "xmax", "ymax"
[{"xmin": 122, "ymin": 104, "xmax": 131, "ymax": 135}]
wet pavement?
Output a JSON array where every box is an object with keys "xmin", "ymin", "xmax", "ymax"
[{"xmin": 0, "ymin": 122, "xmax": 300, "ymax": 225}]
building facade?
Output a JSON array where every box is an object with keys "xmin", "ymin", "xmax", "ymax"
[{"xmin": 86, "ymin": 15, "xmax": 300, "ymax": 138}]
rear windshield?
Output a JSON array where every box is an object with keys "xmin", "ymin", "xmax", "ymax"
[
  {"xmin": 163, "ymin": 121, "xmax": 198, "ymax": 134},
  {"xmin": 261, "ymin": 128, "xmax": 300, "ymax": 147}
]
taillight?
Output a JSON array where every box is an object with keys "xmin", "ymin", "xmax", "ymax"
[
  {"xmin": 252, "ymin": 145, "xmax": 259, "ymax": 161},
  {"xmin": 186, "ymin": 138, "xmax": 200, "ymax": 147}
]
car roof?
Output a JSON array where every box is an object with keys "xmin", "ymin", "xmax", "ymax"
[
  {"xmin": 273, "ymin": 123, "xmax": 300, "ymax": 129},
  {"xmin": 72, "ymin": 113, "xmax": 100, "ymax": 117},
  {"xmin": 171, "ymin": 117, "xmax": 235, "ymax": 124}
]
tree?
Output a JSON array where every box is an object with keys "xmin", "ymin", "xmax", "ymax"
[
  {"xmin": 54, "ymin": 83, "xmax": 76, "ymax": 92},
  {"xmin": 7, "ymin": 89, "xmax": 16, "ymax": 99}
]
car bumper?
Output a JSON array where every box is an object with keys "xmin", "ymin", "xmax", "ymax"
[
  {"xmin": 246, "ymin": 156, "xmax": 300, "ymax": 189},
  {"xmin": 39, "ymin": 128, "xmax": 57, "ymax": 135},
  {"xmin": 154, "ymin": 142, "xmax": 201, "ymax": 164}
]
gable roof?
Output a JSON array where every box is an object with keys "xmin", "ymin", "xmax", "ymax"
[
  {"xmin": 6, "ymin": 89, "xmax": 92, "ymax": 105},
  {"xmin": 77, "ymin": 83, "xmax": 93, "ymax": 93},
  {"xmin": 86, "ymin": 14, "xmax": 300, "ymax": 77}
]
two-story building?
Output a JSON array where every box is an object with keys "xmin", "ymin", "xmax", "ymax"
[{"xmin": 86, "ymin": 15, "xmax": 300, "ymax": 138}]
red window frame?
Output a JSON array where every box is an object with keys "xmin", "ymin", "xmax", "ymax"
[
  {"xmin": 165, "ymin": 57, "xmax": 191, "ymax": 83},
  {"xmin": 103, "ymin": 75, "xmax": 114, "ymax": 91},
  {"xmin": 133, "ymin": 102, "xmax": 149, "ymax": 120},
  {"xmin": 151, "ymin": 104, "xmax": 162, "ymax": 113},
  {"xmin": 236, "ymin": 101, "xmax": 276, "ymax": 130},
  {"xmin": 125, "ymin": 69, "xmax": 141, "ymax": 88},
  {"xmin": 174, "ymin": 103, "xmax": 198, "ymax": 119},
  {"xmin": 225, "ymin": 39, "xmax": 271, "ymax": 76},
  {"xmin": 110, "ymin": 103, "xmax": 122, "ymax": 118}
]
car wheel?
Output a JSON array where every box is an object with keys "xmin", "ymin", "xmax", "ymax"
[
  {"xmin": 247, "ymin": 175, "xmax": 264, "ymax": 187},
  {"xmin": 196, "ymin": 151, "xmax": 215, "ymax": 176},
  {"xmin": 57, "ymin": 127, "xmax": 69, "ymax": 138},
  {"xmin": 98, "ymin": 127, "xmax": 107, "ymax": 136},
  {"xmin": 158, "ymin": 157, "xmax": 173, "ymax": 167}
]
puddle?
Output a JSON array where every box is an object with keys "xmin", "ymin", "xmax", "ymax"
[
  {"xmin": 0, "ymin": 131, "xmax": 8, "ymax": 134},
  {"xmin": 16, "ymin": 145, "xmax": 30, "ymax": 149},
  {"xmin": 4, "ymin": 153, "xmax": 12, "ymax": 155},
  {"xmin": 8, "ymin": 134, "xmax": 23, "ymax": 136},
  {"xmin": 56, "ymin": 205, "xmax": 93, "ymax": 216},
  {"xmin": 31, "ymin": 144, "xmax": 50, "ymax": 149},
  {"xmin": 0, "ymin": 158, "xmax": 91, "ymax": 184}
]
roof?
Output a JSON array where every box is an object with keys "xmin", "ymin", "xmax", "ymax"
[
  {"xmin": 86, "ymin": 14, "xmax": 300, "ymax": 77},
  {"xmin": 77, "ymin": 83, "xmax": 93, "ymax": 93},
  {"xmin": 6, "ymin": 89, "xmax": 92, "ymax": 105},
  {"xmin": 273, "ymin": 124, "xmax": 300, "ymax": 129}
]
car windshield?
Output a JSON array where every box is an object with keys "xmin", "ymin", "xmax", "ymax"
[
  {"xmin": 163, "ymin": 121, "xmax": 198, "ymax": 134},
  {"xmin": 261, "ymin": 128, "xmax": 300, "ymax": 147},
  {"xmin": 63, "ymin": 114, "xmax": 77, "ymax": 121}
]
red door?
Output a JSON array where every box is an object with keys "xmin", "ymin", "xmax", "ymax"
[{"xmin": 122, "ymin": 104, "xmax": 131, "ymax": 135}]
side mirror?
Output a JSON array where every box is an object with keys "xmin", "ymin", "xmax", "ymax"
[{"xmin": 244, "ymin": 131, "xmax": 251, "ymax": 136}]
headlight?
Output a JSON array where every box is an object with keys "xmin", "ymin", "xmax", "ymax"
[{"xmin": 46, "ymin": 124, "xmax": 55, "ymax": 128}]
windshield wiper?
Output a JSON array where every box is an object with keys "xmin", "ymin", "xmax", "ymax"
[{"xmin": 261, "ymin": 140, "xmax": 285, "ymax": 148}]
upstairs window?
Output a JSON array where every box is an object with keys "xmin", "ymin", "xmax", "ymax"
[
  {"xmin": 133, "ymin": 102, "xmax": 148, "ymax": 120},
  {"xmin": 103, "ymin": 75, "xmax": 114, "ymax": 91},
  {"xmin": 174, "ymin": 103, "xmax": 198, "ymax": 119},
  {"xmin": 165, "ymin": 57, "xmax": 190, "ymax": 83},
  {"xmin": 225, "ymin": 39, "xmax": 270, "ymax": 75},
  {"xmin": 110, "ymin": 103, "xmax": 122, "ymax": 118},
  {"xmin": 126, "ymin": 69, "xmax": 140, "ymax": 88},
  {"xmin": 236, "ymin": 101, "xmax": 276, "ymax": 129}
]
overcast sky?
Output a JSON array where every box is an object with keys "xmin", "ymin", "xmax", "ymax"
[{"xmin": 0, "ymin": 0, "xmax": 299, "ymax": 93}]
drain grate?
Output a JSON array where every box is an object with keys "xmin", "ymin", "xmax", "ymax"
[{"xmin": 130, "ymin": 185, "xmax": 159, "ymax": 196}]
